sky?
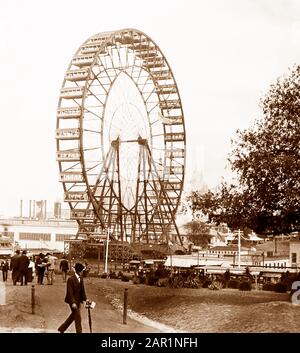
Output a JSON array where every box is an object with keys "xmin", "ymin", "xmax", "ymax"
[{"xmin": 0, "ymin": 0, "xmax": 300, "ymax": 217}]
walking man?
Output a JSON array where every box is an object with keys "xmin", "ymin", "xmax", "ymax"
[
  {"xmin": 1, "ymin": 259, "xmax": 9, "ymax": 282},
  {"xmin": 57, "ymin": 263, "xmax": 89, "ymax": 333},
  {"xmin": 59, "ymin": 255, "xmax": 69, "ymax": 282},
  {"xmin": 10, "ymin": 250, "xmax": 21, "ymax": 285},
  {"xmin": 19, "ymin": 250, "xmax": 30, "ymax": 286},
  {"xmin": 45, "ymin": 253, "xmax": 56, "ymax": 285}
]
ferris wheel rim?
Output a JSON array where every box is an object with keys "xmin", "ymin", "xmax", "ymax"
[{"xmin": 56, "ymin": 28, "xmax": 186, "ymax": 242}]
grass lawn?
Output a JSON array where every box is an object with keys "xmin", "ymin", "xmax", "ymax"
[{"xmin": 91, "ymin": 278, "xmax": 300, "ymax": 333}]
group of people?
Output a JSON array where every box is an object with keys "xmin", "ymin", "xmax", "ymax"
[
  {"xmin": 1, "ymin": 250, "xmax": 91, "ymax": 333},
  {"xmin": 1, "ymin": 250, "xmax": 63, "ymax": 286},
  {"xmin": 34, "ymin": 252, "xmax": 58, "ymax": 285},
  {"xmin": 10, "ymin": 250, "xmax": 34, "ymax": 285}
]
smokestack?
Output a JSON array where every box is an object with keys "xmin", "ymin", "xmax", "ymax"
[
  {"xmin": 20, "ymin": 200, "xmax": 23, "ymax": 218},
  {"xmin": 33, "ymin": 200, "xmax": 36, "ymax": 219},
  {"xmin": 54, "ymin": 201, "xmax": 61, "ymax": 219},
  {"xmin": 29, "ymin": 200, "xmax": 32, "ymax": 218},
  {"xmin": 44, "ymin": 200, "xmax": 47, "ymax": 220}
]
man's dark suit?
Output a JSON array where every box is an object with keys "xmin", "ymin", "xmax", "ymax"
[
  {"xmin": 10, "ymin": 254, "xmax": 21, "ymax": 285},
  {"xmin": 58, "ymin": 274, "xmax": 87, "ymax": 333},
  {"xmin": 19, "ymin": 255, "xmax": 30, "ymax": 286}
]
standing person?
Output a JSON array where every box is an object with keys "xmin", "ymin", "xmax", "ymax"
[
  {"xmin": 27, "ymin": 256, "xmax": 35, "ymax": 283},
  {"xmin": 82, "ymin": 260, "xmax": 90, "ymax": 278},
  {"xmin": 19, "ymin": 250, "xmax": 30, "ymax": 286},
  {"xmin": 1, "ymin": 259, "xmax": 9, "ymax": 282},
  {"xmin": 10, "ymin": 250, "xmax": 21, "ymax": 285},
  {"xmin": 45, "ymin": 253, "xmax": 56, "ymax": 285},
  {"xmin": 57, "ymin": 263, "xmax": 89, "ymax": 333},
  {"xmin": 35, "ymin": 253, "xmax": 46, "ymax": 285},
  {"xmin": 59, "ymin": 256, "xmax": 69, "ymax": 282}
]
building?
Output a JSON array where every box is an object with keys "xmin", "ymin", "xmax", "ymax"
[
  {"xmin": 290, "ymin": 239, "xmax": 300, "ymax": 268},
  {"xmin": 0, "ymin": 217, "xmax": 77, "ymax": 252}
]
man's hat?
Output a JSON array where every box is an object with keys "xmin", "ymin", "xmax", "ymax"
[{"xmin": 74, "ymin": 263, "xmax": 85, "ymax": 273}]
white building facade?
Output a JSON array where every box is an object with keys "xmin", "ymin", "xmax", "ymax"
[{"xmin": 0, "ymin": 218, "xmax": 78, "ymax": 252}]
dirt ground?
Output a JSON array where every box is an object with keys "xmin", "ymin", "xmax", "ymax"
[
  {"xmin": 0, "ymin": 275, "xmax": 167, "ymax": 333},
  {"xmin": 1, "ymin": 273, "xmax": 300, "ymax": 333}
]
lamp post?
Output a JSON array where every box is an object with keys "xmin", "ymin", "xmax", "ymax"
[
  {"xmin": 238, "ymin": 229, "xmax": 241, "ymax": 268},
  {"xmin": 104, "ymin": 228, "xmax": 110, "ymax": 274}
]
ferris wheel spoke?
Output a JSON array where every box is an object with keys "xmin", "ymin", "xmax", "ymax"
[
  {"xmin": 140, "ymin": 75, "xmax": 152, "ymax": 92},
  {"xmin": 114, "ymin": 45, "xmax": 123, "ymax": 69},
  {"xmin": 147, "ymin": 102, "xmax": 160, "ymax": 114},
  {"xmin": 62, "ymin": 162, "xmax": 81, "ymax": 172},
  {"xmin": 86, "ymin": 89, "xmax": 105, "ymax": 105},
  {"xmin": 92, "ymin": 69, "xmax": 109, "ymax": 94},
  {"xmin": 108, "ymin": 48, "xmax": 120, "ymax": 77},
  {"xmin": 83, "ymin": 129, "xmax": 101, "ymax": 134},
  {"xmin": 84, "ymin": 163, "xmax": 103, "ymax": 174},
  {"xmin": 151, "ymin": 133, "xmax": 165, "ymax": 138},
  {"xmin": 150, "ymin": 119, "xmax": 160, "ymax": 126},
  {"xmin": 143, "ymin": 86, "xmax": 157, "ymax": 102},
  {"xmin": 97, "ymin": 61, "xmax": 113, "ymax": 84},
  {"xmin": 83, "ymin": 108, "xmax": 103, "ymax": 119},
  {"xmin": 82, "ymin": 146, "xmax": 103, "ymax": 152}
]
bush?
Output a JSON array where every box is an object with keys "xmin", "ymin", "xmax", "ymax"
[
  {"xmin": 262, "ymin": 283, "xmax": 276, "ymax": 291},
  {"xmin": 274, "ymin": 282, "xmax": 288, "ymax": 293},
  {"xmin": 109, "ymin": 271, "xmax": 118, "ymax": 279},
  {"xmin": 239, "ymin": 281, "xmax": 252, "ymax": 291},
  {"xmin": 121, "ymin": 273, "xmax": 131, "ymax": 282},
  {"xmin": 208, "ymin": 281, "xmax": 223, "ymax": 290},
  {"xmin": 228, "ymin": 279, "xmax": 240, "ymax": 289},
  {"xmin": 117, "ymin": 271, "xmax": 123, "ymax": 279},
  {"xmin": 157, "ymin": 278, "xmax": 169, "ymax": 287},
  {"xmin": 146, "ymin": 274, "xmax": 158, "ymax": 286},
  {"xmin": 202, "ymin": 279, "xmax": 212, "ymax": 288},
  {"xmin": 138, "ymin": 275, "xmax": 147, "ymax": 284},
  {"xmin": 155, "ymin": 268, "xmax": 170, "ymax": 278},
  {"xmin": 132, "ymin": 276, "xmax": 140, "ymax": 285}
]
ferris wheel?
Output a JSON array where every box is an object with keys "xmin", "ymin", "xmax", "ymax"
[{"xmin": 56, "ymin": 29, "xmax": 186, "ymax": 246}]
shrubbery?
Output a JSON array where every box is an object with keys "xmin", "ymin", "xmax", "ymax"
[
  {"xmin": 208, "ymin": 281, "xmax": 223, "ymax": 290},
  {"xmin": 238, "ymin": 281, "xmax": 252, "ymax": 291},
  {"xmin": 262, "ymin": 283, "xmax": 276, "ymax": 291},
  {"xmin": 146, "ymin": 274, "xmax": 158, "ymax": 286},
  {"xmin": 228, "ymin": 279, "xmax": 240, "ymax": 289},
  {"xmin": 202, "ymin": 279, "xmax": 212, "ymax": 288},
  {"xmin": 121, "ymin": 272, "xmax": 132, "ymax": 282},
  {"xmin": 274, "ymin": 282, "xmax": 288, "ymax": 293},
  {"xmin": 132, "ymin": 276, "xmax": 140, "ymax": 285}
]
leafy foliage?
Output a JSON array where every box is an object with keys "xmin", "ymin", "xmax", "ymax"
[
  {"xmin": 183, "ymin": 220, "xmax": 211, "ymax": 248},
  {"xmin": 186, "ymin": 65, "xmax": 300, "ymax": 235}
]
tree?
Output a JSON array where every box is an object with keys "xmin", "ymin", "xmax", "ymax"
[
  {"xmin": 183, "ymin": 220, "xmax": 211, "ymax": 248},
  {"xmin": 185, "ymin": 190, "xmax": 217, "ymax": 222},
  {"xmin": 186, "ymin": 65, "xmax": 300, "ymax": 235},
  {"xmin": 228, "ymin": 65, "xmax": 300, "ymax": 234},
  {"xmin": 185, "ymin": 185, "xmax": 253, "ymax": 231}
]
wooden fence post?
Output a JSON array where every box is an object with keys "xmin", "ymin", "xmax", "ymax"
[
  {"xmin": 123, "ymin": 288, "xmax": 128, "ymax": 324},
  {"xmin": 31, "ymin": 285, "xmax": 35, "ymax": 314}
]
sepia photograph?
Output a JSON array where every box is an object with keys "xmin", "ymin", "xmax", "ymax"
[{"xmin": 0, "ymin": 0, "xmax": 299, "ymax": 342}]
